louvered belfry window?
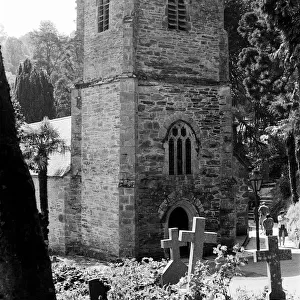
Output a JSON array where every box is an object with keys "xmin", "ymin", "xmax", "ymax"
[
  {"xmin": 98, "ymin": 0, "xmax": 110, "ymax": 33},
  {"xmin": 168, "ymin": 122, "xmax": 194, "ymax": 175},
  {"xmin": 167, "ymin": 0, "xmax": 187, "ymax": 31}
]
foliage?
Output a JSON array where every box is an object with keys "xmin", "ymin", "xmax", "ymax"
[
  {"xmin": 29, "ymin": 21, "xmax": 82, "ymax": 117},
  {"xmin": 13, "ymin": 58, "xmax": 56, "ymax": 123},
  {"xmin": 52, "ymin": 242, "xmax": 300, "ymax": 300},
  {"xmin": 237, "ymin": 0, "xmax": 300, "ymax": 203},
  {"xmin": 21, "ymin": 116, "xmax": 66, "ymax": 172},
  {"xmin": 12, "ymin": 96, "xmax": 25, "ymax": 135},
  {"xmin": 225, "ymin": 0, "xmax": 252, "ymax": 107},
  {"xmin": 29, "ymin": 21, "xmax": 65, "ymax": 78},
  {"xmin": 0, "ymin": 44, "xmax": 56, "ymax": 300},
  {"xmin": 286, "ymin": 202, "xmax": 300, "ymax": 245},
  {"xmin": 21, "ymin": 116, "xmax": 67, "ymax": 240},
  {"xmin": 2, "ymin": 36, "xmax": 30, "ymax": 74}
]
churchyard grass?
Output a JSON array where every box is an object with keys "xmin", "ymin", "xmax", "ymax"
[{"xmin": 51, "ymin": 244, "xmax": 300, "ymax": 300}]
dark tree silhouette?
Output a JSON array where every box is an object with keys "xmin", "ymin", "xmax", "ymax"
[{"xmin": 0, "ymin": 46, "xmax": 56, "ymax": 299}]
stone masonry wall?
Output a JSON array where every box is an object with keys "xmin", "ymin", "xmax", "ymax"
[
  {"xmin": 80, "ymin": 83, "xmax": 121, "ymax": 259},
  {"xmin": 135, "ymin": 82, "xmax": 233, "ymax": 257},
  {"xmin": 74, "ymin": 0, "xmax": 234, "ymax": 259},
  {"xmin": 32, "ymin": 175, "xmax": 70, "ymax": 254},
  {"xmin": 132, "ymin": 0, "xmax": 234, "ymax": 257},
  {"xmin": 136, "ymin": 0, "xmax": 225, "ymax": 83},
  {"xmin": 233, "ymin": 156, "xmax": 250, "ymax": 236},
  {"xmin": 82, "ymin": 0, "xmax": 125, "ymax": 82}
]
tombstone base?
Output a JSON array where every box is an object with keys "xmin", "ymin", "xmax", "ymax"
[
  {"xmin": 268, "ymin": 290, "xmax": 286, "ymax": 300},
  {"xmin": 161, "ymin": 259, "xmax": 188, "ymax": 285}
]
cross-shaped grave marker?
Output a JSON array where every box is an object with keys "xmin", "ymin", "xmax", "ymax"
[
  {"xmin": 253, "ymin": 236, "xmax": 292, "ymax": 300},
  {"xmin": 179, "ymin": 217, "xmax": 217, "ymax": 276},
  {"xmin": 161, "ymin": 227, "xmax": 188, "ymax": 285}
]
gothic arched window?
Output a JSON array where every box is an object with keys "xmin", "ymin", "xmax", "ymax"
[
  {"xmin": 97, "ymin": 0, "xmax": 110, "ymax": 33},
  {"xmin": 167, "ymin": 121, "xmax": 195, "ymax": 175},
  {"xmin": 167, "ymin": 0, "xmax": 187, "ymax": 31}
]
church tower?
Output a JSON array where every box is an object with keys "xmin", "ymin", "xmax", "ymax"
[{"xmin": 70, "ymin": 0, "xmax": 234, "ymax": 259}]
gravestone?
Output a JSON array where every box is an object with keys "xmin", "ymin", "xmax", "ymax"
[
  {"xmin": 88, "ymin": 278, "xmax": 109, "ymax": 300},
  {"xmin": 179, "ymin": 217, "xmax": 217, "ymax": 276},
  {"xmin": 161, "ymin": 227, "xmax": 188, "ymax": 285},
  {"xmin": 253, "ymin": 236, "xmax": 292, "ymax": 300}
]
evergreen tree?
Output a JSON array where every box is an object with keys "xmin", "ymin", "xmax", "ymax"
[
  {"xmin": 13, "ymin": 58, "xmax": 56, "ymax": 123},
  {"xmin": 0, "ymin": 46, "xmax": 56, "ymax": 300},
  {"xmin": 238, "ymin": 1, "xmax": 300, "ymax": 203},
  {"xmin": 29, "ymin": 22, "xmax": 83, "ymax": 117}
]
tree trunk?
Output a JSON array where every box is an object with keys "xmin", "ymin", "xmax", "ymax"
[
  {"xmin": 286, "ymin": 131, "xmax": 299, "ymax": 204},
  {"xmin": 0, "ymin": 47, "xmax": 56, "ymax": 299},
  {"xmin": 39, "ymin": 166, "xmax": 49, "ymax": 241}
]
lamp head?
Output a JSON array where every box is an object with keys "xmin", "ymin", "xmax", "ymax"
[{"xmin": 250, "ymin": 168, "xmax": 263, "ymax": 191}]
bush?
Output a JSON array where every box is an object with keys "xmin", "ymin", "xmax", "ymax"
[
  {"xmin": 52, "ymin": 261, "xmax": 104, "ymax": 300},
  {"xmin": 52, "ymin": 243, "xmax": 299, "ymax": 299},
  {"xmin": 286, "ymin": 202, "xmax": 300, "ymax": 246},
  {"xmin": 105, "ymin": 244, "xmax": 247, "ymax": 300}
]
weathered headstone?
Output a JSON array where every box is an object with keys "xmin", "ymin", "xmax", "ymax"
[
  {"xmin": 179, "ymin": 217, "xmax": 217, "ymax": 275},
  {"xmin": 161, "ymin": 227, "xmax": 188, "ymax": 285},
  {"xmin": 88, "ymin": 278, "xmax": 109, "ymax": 300},
  {"xmin": 253, "ymin": 236, "xmax": 292, "ymax": 300}
]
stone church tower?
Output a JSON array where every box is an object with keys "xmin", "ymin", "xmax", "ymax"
[{"xmin": 69, "ymin": 0, "xmax": 235, "ymax": 259}]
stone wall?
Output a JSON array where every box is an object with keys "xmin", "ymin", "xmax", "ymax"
[
  {"xmin": 132, "ymin": 0, "xmax": 234, "ymax": 257},
  {"xmin": 82, "ymin": 0, "xmax": 124, "ymax": 81},
  {"xmin": 136, "ymin": 0, "xmax": 225, "ymax": 83},
  {"xmin": 79, "ymin": 83, "xmax": 121, "ymax": 259},
  {"xmin": 135, "ymin": 83, "xmax": 233, "ymax": 257},
  {"xmin": 73, "ymin": 0, "xmax": 234, "ymax": 259},
  {"xmin": 232, "ymin": 155, "xmax": 250, "ymax": 236},
  {"xmin": 32, "ymin": 175, "xmax": 70, "ymax": 254}
]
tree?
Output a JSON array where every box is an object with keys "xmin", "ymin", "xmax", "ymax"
[
  {"xmin": 2, "ymin": 37, "xmax": 29, "ymax": 75},
  {"xmin": 0, "ymin": 46, "xmax": 56, "ymax": 299},
  {"xmin": 21, "ymin": 117, "xmax": 67, "ymax": 242},
  {"xmin": 53, "ymin": 33, "xmax": 83, "ymax": 117},
  {"xmin": 29, "ymin": 21, "xmax": 65, "ymax": 79},
  {"xmin": 29, "ymin": 21, "xmax": 83, "ymax": 117},
  {"xmin": 238, "ymin": 1, "xmax": 300, "ymax": 203},
  {"xmin": 13, "ymin": 58, "xmax": 56, "ymax": 123},
  {"xmin": 0, "ymin": 23, "xmax": 7, "ymax": 45}
]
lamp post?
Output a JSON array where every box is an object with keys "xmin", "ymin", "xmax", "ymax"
[{"xmin": 250, "ymin": 169, "xmax": 263, "ymax": 250}]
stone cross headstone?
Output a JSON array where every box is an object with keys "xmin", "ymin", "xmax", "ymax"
[
  {"xmin": 254, "ymin": 236, "xmax": 292, "ymax": 300},
  {"xmin": 179, "ymin": 217, "xmax": 217, "ymax": 275},
  {"xmin": 88, "ymin": 278, "xmax": 109, "ymax": 300},
  {"xmin": 161, "ymin": 227, "xmax": 188, "ymax": 285}
]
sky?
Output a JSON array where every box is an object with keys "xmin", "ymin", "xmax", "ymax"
[{"xmin": 0, "ymin": 0, "xmax": 77, "ymax": 37}]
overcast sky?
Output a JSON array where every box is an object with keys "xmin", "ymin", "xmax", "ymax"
[{"xmin": 0, "ymin": 0, "xmax": 77, "ymax": 37}]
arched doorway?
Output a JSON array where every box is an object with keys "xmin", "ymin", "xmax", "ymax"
[{"xmin": 168, "ymin": 207, "xmax": 189, "ymax": 257}]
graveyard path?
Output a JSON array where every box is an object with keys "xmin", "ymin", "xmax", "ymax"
[{"xmin": 229, "ymin": 224, "xmax": 300, "ymax": 298}]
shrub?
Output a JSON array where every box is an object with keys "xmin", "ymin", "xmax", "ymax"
[
  {"xmin": 105, "ymin": 244, "xmax": 247, "ymax": 300},
  {"xmin": 286, "ymin": 202, "xmax": 300, "ymax": 246},
  {"xmin": 52, "ymin": 261, "xmax": 105, "ymax": 300}
]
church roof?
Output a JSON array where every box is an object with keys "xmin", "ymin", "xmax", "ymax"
[{"xmin": 23, "ymin": 116, "xmax": 71, "ymax": 177}]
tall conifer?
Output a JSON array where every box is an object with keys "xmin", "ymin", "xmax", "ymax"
[{"xmin": 13, "ymin": 58, "xmax": 55, "ymax": 123}]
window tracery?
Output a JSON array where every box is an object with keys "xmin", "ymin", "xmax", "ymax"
[{"xmin": 167, "ymin": 121, "xmax": 195, "ymax": 175}]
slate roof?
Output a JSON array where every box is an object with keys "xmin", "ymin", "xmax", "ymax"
[{"xmin": 24, "ymin": 116, "xmax": 71, "ymax": 177}]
